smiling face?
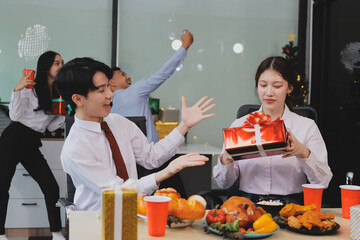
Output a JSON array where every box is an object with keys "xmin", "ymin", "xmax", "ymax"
[
  {"xmin": 74, "ymin": 71, "xmax": 114, "ymax": 122},
  {"xmin": 257, "ymin": 69, "xmax": 293, "ymax": 117},
  {"xmin": 109, "ymin": 70, "xmax": 131, "ymax": 91}
]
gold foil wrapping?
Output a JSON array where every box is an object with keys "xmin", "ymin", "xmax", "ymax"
[
  {"xmin": 155, "ymin": 121, "xmax": 178, "ymax": 139},
  {"xmin": 102, "ymin": 189, "xmax": 137, "ymax": 240}
]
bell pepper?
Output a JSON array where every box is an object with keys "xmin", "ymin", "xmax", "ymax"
[
  {"xmin": 253, "ymin": 214, "xmax": 278, "ymax": 234},
  {"xmin": 206, "ymin": 204, "xmax": 226, "ymax": 224}
]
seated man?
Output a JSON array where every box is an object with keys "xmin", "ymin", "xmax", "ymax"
[
  {"xmin": 110, "ymin": 29, "xmax": 193, "ymax": 143},
  {"xmin": 54, "ymin": 57, "xmax": 215, "ymax": 210}
]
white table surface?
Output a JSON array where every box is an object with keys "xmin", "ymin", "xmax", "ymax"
[
  {"xmin": 69, "ymin": 208, "xmax": 350, "ymax": 240},
  {"xmin": 177, "ymin": 143, "xmax": 222, "ymax": 155}
]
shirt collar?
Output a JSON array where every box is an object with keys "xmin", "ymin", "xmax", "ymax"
[
  {"xmin": 281, "ymin": 105, "xmax": 291, "ymax": 120},
  {"xmin": 74, "ymin": 114, "xmax": 102, "ymax": 133},
  {"xmin": 258, "ymin": 104, "xmax": 290, "ymax": 121}
]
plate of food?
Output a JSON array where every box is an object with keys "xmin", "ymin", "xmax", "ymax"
[
  {"xmin": 137, "ymin": 188, "xmax": 207, "ymax": 228},
  {"xmin": 167, "ymin": 216, "xmax": 194, "ymax": 228},
  {"xmin": 204, "ymin": 196, "xmax": 281, "ymax": 239},
  {"xmin": 287, "ymin": 224, "xmax": 340, "ymax": 235},
  {"xmin": 203, "ymin": 221, "xmax": 280, "ymax": 239},
  {"xmin": 275, "ymin": 203, "xmax": 341, "ymax": 235}
]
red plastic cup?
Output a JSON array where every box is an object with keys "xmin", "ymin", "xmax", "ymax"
[
  {"xmin": 25, "ymin": 69, "xmax": 35, "ymax": 89},
  {"xmin": 302, "ymin": 184, "xmax": 324, "ymax": 212},
  {"xmin": 144, "ymin": 196, "xmax": 171, "ymax": 237},
  {"xmin": 339, "ymin": 185, "xmax": 360, "ymax": 219}
]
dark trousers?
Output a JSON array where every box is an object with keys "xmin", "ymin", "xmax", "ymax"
[{"xmin": 0, "ymin": 122, "xmax": 62, "ymax": 234}]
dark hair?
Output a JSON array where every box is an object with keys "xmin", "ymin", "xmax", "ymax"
[
  {"xmin": 34, "ymin": 51, "xmax": 60, "ymax": 113},
  {"xmin": 111, "ymin": 67, "xmax": 121, "ymax": 71},
  {"xmin": 54, "ymin": 57, "xmax": 113, "ymax": 110},
  {"xmin": 255, "ymin": 56, "xmax": 297, "ymax": 109}
]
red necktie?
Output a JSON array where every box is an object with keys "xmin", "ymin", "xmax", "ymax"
[{"xmin": 101, "ymin": 121, "xmax": 129, "ymax": 181}]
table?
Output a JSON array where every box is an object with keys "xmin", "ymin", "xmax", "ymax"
[
  {"xmin": 177, "ymin": 143, "xmax": 222, "ymax": 155},
  {"xmin": 69, "ymin": 208, "xmax": 350, "ymax": 240}
]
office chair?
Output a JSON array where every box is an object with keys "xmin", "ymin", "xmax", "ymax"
[
  {"xmin": 58, "ymin": 115, "xmax": 147, "ymax": 240},
  {"xmin": 199, "ymin": 104, "xmax": 319, "ymax": 208},
  {"xmin": 229, "ymin": 104, "xmax": 319, "ymax": 197}
]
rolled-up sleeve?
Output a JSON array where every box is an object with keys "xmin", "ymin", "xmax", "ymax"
[{"xmin": 297, "ymin": 122, "xmax": 333, "ymax": 188}]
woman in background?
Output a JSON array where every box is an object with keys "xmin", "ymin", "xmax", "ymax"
[
  {"xmin": 0, "ymin": 51, "xmax": 65, "ymax": 240},
  {"xmin": 213, "ymin": 56, "xmax": 333, "ymax": 204}
]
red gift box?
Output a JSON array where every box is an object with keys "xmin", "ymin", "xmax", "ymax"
[
  {"xmin": 51, "ymin": 96, "xmax": 70, "ymax": 115},
  {"xmin": 223, "ymin": 112, "xmax": 288, "ymax": 160}
]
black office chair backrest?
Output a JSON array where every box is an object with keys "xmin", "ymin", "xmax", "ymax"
[
  {"xmin": 125, "ymin": 116, "xmax": 147, "ymax": 135},
  {"xmin": 64, "ymin": 115, "xmax": 147, "ymax": 202},
  {"xmin": 236, "ymin": 104, "xmax": 318, "ymax": 123}
]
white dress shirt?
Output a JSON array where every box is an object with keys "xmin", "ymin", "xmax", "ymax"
[
  {"xmin": 9, "ymin": 89, "xmax": 65, "ymax": 133},
  {"xmin": 213, "ymin": 105, "xmax": 333, "ymax": 195},
  {"xmin": 61, "ymin": 113, "xmax": 184, "ymax": 210}
]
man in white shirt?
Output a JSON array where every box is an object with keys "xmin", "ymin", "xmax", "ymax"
[{"xmin": 54, "ymin": 57, "xmax": 215, "ymax": 210}]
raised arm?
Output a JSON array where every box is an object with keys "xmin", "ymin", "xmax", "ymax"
[
  {"xmin": 135, "ymin": 29, "xmax": 194, "ymax": 97},
  {"xmin": 177, "ymin": 96, "xmax": 216, "ymax": 136},
  {"xmin": 9, "ymin": 69, "xmax": 35, "ymax": 121}
]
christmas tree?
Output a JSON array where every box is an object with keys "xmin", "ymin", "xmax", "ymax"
[{"xmin": 281, "ymin": 32, "xmax": 309, "ymax": 106}]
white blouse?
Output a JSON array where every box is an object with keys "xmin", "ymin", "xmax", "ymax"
[
  {"xmin": 61, "ymin": 113, "xmax": 185, "ymax": 211},
  {"xmin": 9, "ymin": 89, "xmax": 64, "ymax": 133},
  {"xmin": 213, "ymin": 105, "xmax": 333, "ymax": 195}
]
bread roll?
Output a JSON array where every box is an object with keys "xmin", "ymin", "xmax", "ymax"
[{"xmin": 137, "ymin": 188, "xmax": 206, "ymax": 220}]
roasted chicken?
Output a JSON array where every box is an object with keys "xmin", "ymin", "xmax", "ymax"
[{"xmin": 220, "ymin": 196, "xmax": 267, "ymax": 228}]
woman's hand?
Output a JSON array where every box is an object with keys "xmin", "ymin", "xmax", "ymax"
[
  {"xmin": 155, "ymin": 153, "xmax": 208, "ymax": 184},
  {"xmin": 283, "ymin": 129, "xmax": 311, "ymax": 159},
  {"xmin": 14, "ymin": 69, "xmax": 35, "ymax": 92},
  {"xmin": 177, "ymin": 96, "xmax": 215, "ymax": 135}
]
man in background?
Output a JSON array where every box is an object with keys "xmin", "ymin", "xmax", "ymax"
[{"xmin": 109, "ymin": 29, "xmax": 193, "ymax": 143}]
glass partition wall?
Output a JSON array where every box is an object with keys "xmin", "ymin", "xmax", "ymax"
[
  {"xmin": 0, "ymin": 0, "xmax": 113, "ymax": 101},
  {"xmin": 0, "ymin": 0, "xmax": 299, "ymax": 148},
  {"xmin": 116, "ymin": 0, "xmax": 299, "ymax": 148}
]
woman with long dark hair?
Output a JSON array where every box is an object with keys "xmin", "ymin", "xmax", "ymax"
[
  {"xmin": 214, "ymin": 56, "xmax": 333, "ymax": 204},
  {"xmin": 0, "ymin": 51, "xmax": 65, "ymax": 240}
]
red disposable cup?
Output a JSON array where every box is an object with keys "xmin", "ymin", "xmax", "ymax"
[
  {"xmin": 25, "ymin": 69, "xmax": 35, "ymax": 89},
  {"xmin": 339, "ymin": 185, "xmax": 360, "ymax": 219},
  {"xmin": 302, "ymin": 184, "xmax": 324, "ymax": 212},
  {"xmin": 144, "ymin": 196, "xmax": 171, "ymax": 237}
]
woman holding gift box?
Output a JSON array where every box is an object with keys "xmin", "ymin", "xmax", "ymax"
[
  {"xmin": 0, "ymin": 51, "xmax": 65, "ymax": 240},
  {"xmin": 213, "ymin": 56, "xmax": 333, "ymax": 204}
]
